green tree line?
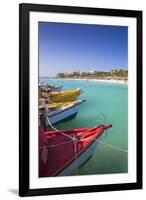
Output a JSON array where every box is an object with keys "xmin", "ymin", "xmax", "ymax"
[{"xmin": 56, "ymin": 69, "xmax": 128, "ymax": 79}]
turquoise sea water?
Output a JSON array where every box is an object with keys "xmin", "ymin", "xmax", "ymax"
[{"xmin": 40, "ymin": 78, "xmax": 128, "ymax": 175}]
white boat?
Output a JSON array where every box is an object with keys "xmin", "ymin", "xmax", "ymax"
[{"xmin": 46, "ymin": 100, "xmax": 86, "ymax": 125}]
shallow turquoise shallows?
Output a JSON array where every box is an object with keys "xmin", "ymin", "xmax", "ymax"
[{"xmin": 40, "ymin": 78, "xmax": 128, "ymax": 175}]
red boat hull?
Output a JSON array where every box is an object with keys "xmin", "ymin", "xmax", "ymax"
[{"xmin": 39, "ymin": 124, "xmax": 112, "ymax": 177}]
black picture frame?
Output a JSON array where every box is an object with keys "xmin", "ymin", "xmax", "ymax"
[{"xmin": 19, "ymin": 3, "xmax": 143, "ymax": 197}]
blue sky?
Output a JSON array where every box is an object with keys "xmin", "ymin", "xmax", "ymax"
[{"xmin": 39, "ymin": 22, "xmax": 128, "ymax": 77}]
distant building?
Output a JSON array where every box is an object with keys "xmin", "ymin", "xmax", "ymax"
[{"xmin": 89, "ymin": 70, "xmax": 97, "ymax": 74}]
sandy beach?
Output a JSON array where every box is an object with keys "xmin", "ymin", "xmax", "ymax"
[{"xmin": 57, "ymin": 78, "xmax": 128, "ymax": 85}]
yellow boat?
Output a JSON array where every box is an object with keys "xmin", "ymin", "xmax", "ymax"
[{"xmin": 42, "ymin": 89, "xmax": 81, "ymax": 103}]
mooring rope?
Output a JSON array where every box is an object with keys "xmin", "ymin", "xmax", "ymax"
[
  {"xmin": 94, "ymin": 138, "xmax": 128, "ymax": 153},
  {"xmin": 40, "ymin": 132, "xmax": 128, "ymax": 153},
  {"xmin": 80, "ymin": 136, "xmax": 128, "ymax": 153},
  {"xmin": 46, "ymin": 116, "xmax": 73, "ymax": 141},
  {"xmin": 73, "ymin": 140, "xmax": 78, "ymax": 175}
]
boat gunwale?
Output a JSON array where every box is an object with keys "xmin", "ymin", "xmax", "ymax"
[{"xmin": 47, "ymin": 100, "xmax": 86, "ymax": 118}]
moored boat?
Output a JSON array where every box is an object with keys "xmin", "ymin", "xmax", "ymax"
[
  {"xmin": 39, "ymin": 83, "xmax": 63, "ymax": 93},
  {"xmin": 39, "ymin": 124, "xmax": 112, "ymax": 177},
  {"xmin": 48, "ymin": 86, "xmax": 63, "ymax": 92},
  {"xmin": 41, "ymin": 89, "xmax": 81, "ymax": 103},
  {"xmin": 46, "ymin": 100, "xmax": 86, "ymax": 125}
]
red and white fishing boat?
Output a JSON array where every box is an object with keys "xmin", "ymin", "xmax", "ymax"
[{"xmin": 39, "ymin": 124, "xmax": 112, "ymax": 177}]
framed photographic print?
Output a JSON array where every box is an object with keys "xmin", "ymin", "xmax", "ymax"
[{"xmin": 19, "ymin": 3, "xmax": 142, "ymax": 197}]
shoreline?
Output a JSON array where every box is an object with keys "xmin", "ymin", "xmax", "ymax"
[
  {"xmin": 40, "ymin": 77, "xmax": 128, "ymax": 85},
  {"xmin": 54, "ymin": 78, "xmax": 128, "ymax": 85}
]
